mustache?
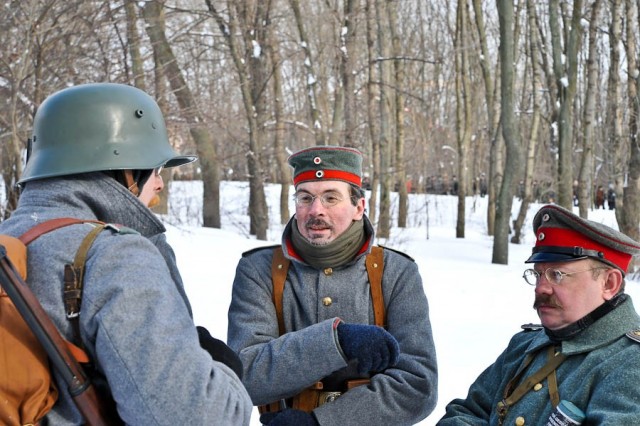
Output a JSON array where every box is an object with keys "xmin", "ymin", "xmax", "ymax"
[
  {"xmin": 305, "ymin": 218, "xmax": 331, "ymax": 228},
  {"xmin": 533, "ymin": 294, "xmax": 562, "ymax": 310}
]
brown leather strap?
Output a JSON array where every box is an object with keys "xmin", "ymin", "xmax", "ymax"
[
  {"xmin": 365, "ymin": 246, "xmax": 385, "ymax": 327},
  {"xmin": 271, "ymin": 247, "xmax": 290, "ymax": 336},
  {"xmin": 497, "ymin": 345, "xmax": 567, "ymax": 423},
  {"xmin": 19, "ymin": 218, "xmax": 106, "ymax": 363},
  {"xmin": 260, "ymin": 247, "xmax": 385, "ymax": 413},
  {"xmin": 19, "ymin": 218, "xmax": 102, "ymax": 245},
  {"xmin": 64, "ymin": 223, "xmax": 108, "ymax": 348}
]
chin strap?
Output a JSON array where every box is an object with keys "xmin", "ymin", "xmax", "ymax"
[{"xmin": 121, "ymin": 170, "xmax": 140, "ymax": 197}]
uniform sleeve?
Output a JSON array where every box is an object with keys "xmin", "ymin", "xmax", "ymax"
[
  {"xmin": 227, "ymin": 252, "xmax": 347, "ymax": 404},
  {"xmin": 80, "ymin": 234, "xmax": 253, "ymax": 425},
  {"xmin": 314, "ymin": 254, "xmax": 438, "ymax": 426}
]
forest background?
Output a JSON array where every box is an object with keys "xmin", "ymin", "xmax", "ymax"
[{"xmin": 2, "ymin": 0, "xmax": 640, "ymax": 269}]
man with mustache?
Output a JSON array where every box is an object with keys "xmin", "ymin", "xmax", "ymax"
[
  {"xmin": 438, "ymin": 204, "xmax": 640, "ymax": 425},
  {"xmin": 228, "ymin": 146, "xmax": 437, "ymax": 425}
]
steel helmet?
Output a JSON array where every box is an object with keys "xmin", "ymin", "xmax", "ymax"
[{"xmin": 19, "ymin": 83, "xmax": 197, "ymax": 184}]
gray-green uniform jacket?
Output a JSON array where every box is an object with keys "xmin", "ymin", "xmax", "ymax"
[
  {"xmin": 438, "ymin": 296, "xmax": 640, "ymax": 425},
  {"xmin": 0, "ymin": 174, "xmax": 252, "ymax": 425},
  {"xmin": 227, "ymin": 216, "xmax": 438, "ymax": 426}
]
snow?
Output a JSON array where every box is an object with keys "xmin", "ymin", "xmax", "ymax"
[{"xmin": 163, "ymin": 180, "xmax": 640, "ymax": 425}]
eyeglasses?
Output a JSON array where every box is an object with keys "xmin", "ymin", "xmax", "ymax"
[
  {"xmin": 293, "ymin": 192, "xmax": 346, "ymax": 208},
  {"xmin": 154, "ymin": 165, "xmax": 164, "ymax": 177},
  {"xmin": 522, "ymin": 267, "xmax": 608, "ymax": 286}
]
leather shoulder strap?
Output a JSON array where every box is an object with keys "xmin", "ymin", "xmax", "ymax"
[
  {"xmin": 270, "ymin": 246, "xmax": 386, "ymax": 335},
  {"xmin": 271, "ymin": 247, "xmax": 290, "ymax": 336},
  {"xmin": 19, "ymin": 218, "xmax": 103, "ymax": 245},
  {"xmin": 365, "ymin": 246, "xmax": 385, "ymax": 327}
]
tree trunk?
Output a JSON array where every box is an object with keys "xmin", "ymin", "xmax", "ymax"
[
  {"xmin": 512, "ymin": 0, "xmax": 543, "ymax": 243},
  {"xmin": 454, "ymin": 0, "xmax": 472, "ymax": 239},
  {"xmin": 577, "ymin": 0, "xmax": 602, "ymax": 218},
  {"xmin": 143, "ymin": 0, "xmax": 220, "ymax": 227},
  {"xmin": 550, "ymin": 0, "xmax": 583, "ymax": 209},
  {"xmin": 494, "ymin": 0, "xmax": 523, "ymax": 264},
  {"xmin": 388, "ymin": 0, "xmax": 408, "ymax": 228},
  {"xmin": 620, "ymin": 0, "xmax": 640, "ymax": 241},
  {"xmin": 365, "ymin": 0, "xmax": 380, "ymax": 224},
  {"xmin": 266, "ymin": 12, "xmax": 291, "ymax": 225},
  {"xmin": 289, "ymin": 0, "xmax": 326, "ymax": 146},
  {"xmin": 206, "ymin": 0, "xmax": 269, "ymax": 239},
  {"xmin": 375, "ymin": 0, "xmax": 393, "ymax": 239}
]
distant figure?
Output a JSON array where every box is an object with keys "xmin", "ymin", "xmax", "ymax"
[
  {"xmin": 595, "ymin": 186, "xmax": 605, "ymax": 209},
  {"xmin": 607, "ymin": 185, "xmax": 616, "ymax": 210},
  {"xmin": 479, "ymin": 174, "xmax": 488, "ymax": 198}
]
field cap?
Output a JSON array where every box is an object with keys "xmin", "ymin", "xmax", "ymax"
[
  {"xmin": 288, "ymin": 146, "xmax": 363, "ymax": 187},
  {"xmin": 525, "ymin": 204, "xmax": 640, "ymax": 274}
]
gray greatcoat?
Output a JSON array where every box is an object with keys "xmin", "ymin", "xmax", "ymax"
[
  {"xmin": 0, "ymin": 174, "xmax": 252, "ymax": 425},
  {"xmin": 438, "ymin": 295, "xmax": 640, "ymax": 425},
  {"xmin": 227, "ymin": 215, "xmax": 438, "ymax": 426}
]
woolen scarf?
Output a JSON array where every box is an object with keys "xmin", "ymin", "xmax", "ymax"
[{"xmin": 290, "ymin": 218, "xmax": 366, "ymax": 269}]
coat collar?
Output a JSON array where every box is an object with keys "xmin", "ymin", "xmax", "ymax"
[{"xmin": 525, "ymin": 296, "xmax": 640, "ymax": 355}]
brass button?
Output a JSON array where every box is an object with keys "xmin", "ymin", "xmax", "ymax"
[
  {"xmin": 324, "ymin": 268, "xmax": 333, "ymax": 275},
  {"xmin": 515, "ymin": 416, "xmax": 525, "ymax": 426},
  {"xmin": 533, "ymin": 383, "xmax": 542, "ymax": 391},
  {"xmin": 634, "ymin": 330, "xmax": 640, "ymax": 336},
  {"xmin": 322, "ymin": 297, "xmax": 332, "ymax": 306}
]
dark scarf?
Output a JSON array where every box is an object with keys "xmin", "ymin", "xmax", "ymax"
[
  {"xmin": 290, "ymin": 218, "xmax": 366, "ymax": 269},
  {"xmin": 545, "ymin": 293, "xmax": 628, "ymax": 342}
]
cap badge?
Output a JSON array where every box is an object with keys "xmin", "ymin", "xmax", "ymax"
[
  {"xmin": 313, "ymin": 156, "xmax": 322, "ymax": 165},
  {"xmin": 542, "ymin": 213, "xmax": 550, "ymax": 222},
  {"xmin": 315, "ymin": 170, "xmax": 324, "ymax": 179},
  {"xmin": 538, "ymin": 232, "xmax": 546, "ymax": 241}
]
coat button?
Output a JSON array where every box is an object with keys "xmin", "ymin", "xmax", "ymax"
[
  {"xmin": 324, "ymin": 268, "xmax": 333, "ymax": 275},
  {"xmin": 533, "ymin": 383, "xmax": 542, "ymax": 391},
  {"xmin": 322, "ymin": 297, "xmax": 332, "ymax": 306},
  {"xmin": 515, "ymin": 416, "xmax": 525, "ymax": 425}
]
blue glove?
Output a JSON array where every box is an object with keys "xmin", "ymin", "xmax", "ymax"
[
  {"xmin": 260, "ymin": 409, "xmax": 319, "ymax": 426},
  {"xmin": 337, "ymin": 323, "xmax": 400, "ymax": 375}
]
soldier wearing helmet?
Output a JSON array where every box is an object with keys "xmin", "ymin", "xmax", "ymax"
[{"xmin": 1, "ymin": 83, "xmax": 252, "ymax": 424}]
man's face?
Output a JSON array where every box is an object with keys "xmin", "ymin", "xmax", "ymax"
[
  {"xmin": 294, "ymin": 180, "xmax": 365, "ymax": 246},
  {"xmin": 532, "ymin": 259, "xmax": 615, "ymax": 330}
]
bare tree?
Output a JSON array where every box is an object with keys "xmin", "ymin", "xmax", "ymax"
[
  {"xmin": 143, "ymin": 0, "xmax": 221, "ymax": 227},
  {"xmin": 205, "ymin": 0, "xmax": 270, "ymax": 239},
  {"xmin": 494, "ymin": 0, "xmax": 523, "ymax": 264},
  {"xmin": 618, "ymin": 0, "xmax": 640, "ymax": 241},
  {"xmin": 577, "ymin": 0, "xmax": 602, "ymax": 218}
]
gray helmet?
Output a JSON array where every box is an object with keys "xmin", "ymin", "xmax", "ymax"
[{"xmin": 19, "ymin": 83, "xmax": 197, "ymax": 184}]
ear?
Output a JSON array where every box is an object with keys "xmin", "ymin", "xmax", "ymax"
[
  {"xmin": 602, "ymin": 268, "xmax": 623, "ymax": 300},
  {"xmin": 353, "ymin": 196, "xmax": 366, "ymax": 220}
]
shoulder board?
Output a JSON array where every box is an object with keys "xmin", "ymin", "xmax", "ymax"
[
  {"xmin": 242, "ymin": 244, "xmax": 280, "ymax": 258},
  {"xmin": 101, "ymin": 223, "xmax": 140, "ymax": 235},
  {"xmin": 377, "ymin": 245, "xmax": 414, "ymax": 262},
  {"xmin": 521, "ymin": 323, "xmax": 543, "ymax": 331},
  {"xmin": 626, "ymin": 329, "xmax": 640, "ymax": 344}
]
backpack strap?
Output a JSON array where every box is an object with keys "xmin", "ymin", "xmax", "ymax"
[
  {"xmin": 18, "ymin": 218, "xmax": 103, "ymax": 245},
  {"xmin": 64, "ymin": 223, "xmax": 109, "ymax": 350},
  {"xmin": 19, "ymin": 218, "xmax": 108, "ymax": 361},
  {"xmin": 270, "ymin": 246, "xmax": 386, "ymax": 334}
]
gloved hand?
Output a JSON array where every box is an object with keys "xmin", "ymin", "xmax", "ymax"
[
  {"xmin": 260, "ymin": 409, "xmax": 319, "ymax": 426},
  {"xmin": 196, "ymin": 326, "xmax": 243, "ymax": 379},
  {"xmin": 337, "ymin": 323, "xmax": 400, "ymax": 375}
]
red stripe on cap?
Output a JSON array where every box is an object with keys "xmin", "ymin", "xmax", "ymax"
[
  {"xmin": 294, "ymin": 169, "xmax": 362, "ymax": 187},
  {"xmin": 536, "ymin": 226, "xmax": 631, "ymax": 271}
]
